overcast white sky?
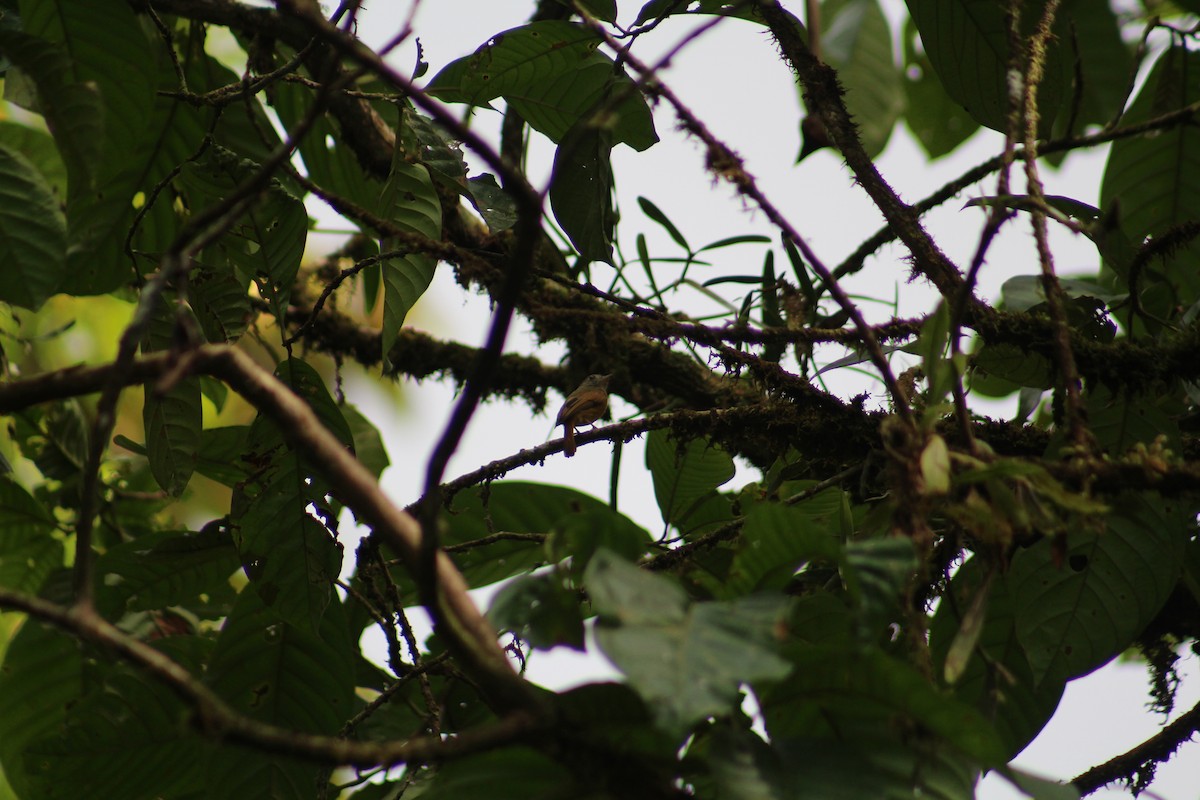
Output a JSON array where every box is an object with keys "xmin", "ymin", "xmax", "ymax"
[{"xmin": 307, "ymin": 2, "xmax": 1200, "ymax": 797}]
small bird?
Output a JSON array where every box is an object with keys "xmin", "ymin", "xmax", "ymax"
[{"xmin": 555, "ymin": 374, "xmax": 611, "ymax": 457}]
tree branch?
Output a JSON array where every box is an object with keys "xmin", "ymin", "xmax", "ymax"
[
  {"xmin": 1073, "ymin": 697, "xmax": 1200, "ymax": 796},
  {"xmin": 0, "ymin": 587, "xmax": 542, "ymax": 768}
]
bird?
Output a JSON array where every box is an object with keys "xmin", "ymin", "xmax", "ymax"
[{"xmin": 555, "ymin": 374, "xmax": 611, "ymax": 457}]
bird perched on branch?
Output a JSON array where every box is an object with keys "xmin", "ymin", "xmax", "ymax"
[{"xmin": 555, "ymin": 374, "xmax": 611, "ymax": 457}]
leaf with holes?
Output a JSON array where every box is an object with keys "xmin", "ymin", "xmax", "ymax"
[{"xmin": 1010, "ymin": 492, "xmax": 1186, "ymax": 685}]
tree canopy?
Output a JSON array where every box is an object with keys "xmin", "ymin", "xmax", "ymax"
[{"xmin": 0, "ymin": 0, "xmax": 1198, "ymax": 798}]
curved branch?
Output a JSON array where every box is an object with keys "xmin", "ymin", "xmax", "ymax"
[
  {"xmin": 0, "ymin": 587, "xmax": 542, "ymax": 768},
  {"xmin": 0, "ymin": 344, "xmax": 539, "ymax": 712}
]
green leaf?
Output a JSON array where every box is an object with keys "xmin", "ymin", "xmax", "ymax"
[
  {"xmin": 706, "ymin": 725, "xmax": 789, "ymax": 800},
  {"xmin": 488, "ymin": 573, "xmax": 585, "ymax": 650},
  {"xmin": 634, "ymin": 0, "xmax": 791, "ymax": 26},
  {"xmin": 1085, "ymin": 383, "xmax": 1182, "ymax": 454},
  {"xmin": 931, "ymin": 554, "xmax": 1066, "ymax": 757},
  {"xmin": 141, "ymin": 299, "xmax": 202, "ymax": 497},
  {"xmin": 22, "ymin": 0, "xmax": 154, "ymax": 171},
  {"xmin": 638, "ymin": 196, "xmax": 690, "ymax": 251},
  {"xmin": 272, "ymin": 78, "xmax": 383, "ymax": 212},
  {"xmin": 378, "ymin": 157, "xmax": 442, "ymax": 363},
  {"xmin": 550, "ymin": 113, "xmax": 615, "ymax": 265},
  {"xmin": 998, "ymin": 273, "xmax": 1126, "ymax": 313},
  {"xmin": 763, "ymin": 646, "xmax": 1007, "ymax": 767},
  {"xmin": 25, "ymin": 638, "xmax": 209, "ymax": 800},
  {"xmin": 467, "ymin": 173, "xmax": 518, "ymax": 231},
  {"xmin": 971, "ymin": 342, "xmax": 1054, "ymax": 391},
  {"xmin": 587, "ymin": 550, "xmax": 792, "ymax": 734},
  {"xmin": 905, "ymin": 1, "xmax": 1124, "ymax": 138},
  {"xmin": 0, "ymin": 29, "xmax": 103, "ymax": 195},
  {"xmin": 343, "ymin": 404, "xmax": 390, "ymax": 480},
  {"xmin": 645, "ymin": 430, "xmax": 735, "ymax": 530},
  {"xmin": 901, "ymin": 18, "xmax": 978, "ymax": 159},
  {"xmin": 0, "ymin": 617, "xmax": 83, "ymax": 798},
  {"xmin": 841, "ymin": 537, "xmax": 917, "ymax": 642},
  {"xmin": 553, "ymin": 0, "xmax": 617, "ymax": 21},
  {"xmin": 917, "ymin": 301, "xmax": 952, "ymax": 402},
  {"xmin": 1010, "ymin": 492, "xmax": 1186, "ymax": 685},
  {"xmin": 426, "ymin": 21, "xmax": 657, "ymax": 151},
  {"xmin": 205, "ymin": 592, "xmax": 355, "ymax": 799},
  {"xmin": 0, "ymin": 120, "xmax": 66, "ymax": 198},
  {"xmin": 0, "ymin": 143, "xmax": 65, "ymax": 309},
  {"xmin": 0, "ymin": 477, "xmax": 61, "ymax": 594},
  {"xmin": 194, "ymin": 426, "xmax": 252, "ymax": 488},
  {"xmin": 18, "ymin": 0, "xmax": 163, "ymax": 294},
  {"xmin": 428, "ymin": 483, "xmax": 647, "ymax": 598},
  {"xmin": 418, "ymin": 747, "xmax": 575, "ymax": 800},
  {"xmin": 97, "ymin": 528, "xmax": 240, "ymax": 615},
  {"xmin": 180, "ymin": 148, "xmax": 308, "ymax": 326},
  {"xmin": 229, "ymin": 360, "xmax": 349, "ymax": 632},
  {"xmin": 720, "ymin": 499, "xmax": 844, "ymax": 599},
  {"xmin": 1101, "ymin": 44, "xmax": 1200, "ymax": 307},
  {"xmin": 773, "ymin": 732, "xmax": 978, "ymax": 800},
  {"xmin": 821, "ymin": 0, "xmax": 903, "ymax": 158},
  {"xmin": 189, "ymin": 262, "xmax": 252, "ymax": 344},
  {"xmin": 547, "ymin": 507, "xmax": 651, "ymax": 578}
]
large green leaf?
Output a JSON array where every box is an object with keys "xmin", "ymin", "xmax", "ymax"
[
  {"xmin": 1100, "ymin": 44, "xmax": 1200, "ymax": 309},
  {"xmin": 0, "ymin": 29, "xmax": 103, "ymax": 192},
  {"xmin": 488, "ymin": 572, "xmax": 586, "ymax": 650},
  {"xmin": 905, "ymin": 0, "xmax": 1124, "ymax": 138},
  {"xmin": 550, "ymin": 111, "xmax": 615, "ymax": 265},
  {"xmin": 820, "ymin": 0, "xmax": 903, "ymax": 158},
  {"xmin": 0, "ymin": 477, "xmax": 61, "ymax": 595},
  {"xmin": 0, "ymin": 143, "xmax": 65, "ymax": 309},
  {"xmin": 194, "ymin": 426, "xmax": 252, "ymax": 488},
  {"xmin": 97, "ymin": 528, "xmax": 240, "ymax": 616},
  {"xmin": 19, "ymin": 0, "xmax": 159, "ymax": 294},
  {"xmin": 205, "ymin": 592, "xmax": 355, "ymax": 799},
  {"xmin": 0, "ymin": 617, "xmax": 82, "ymax": 798},
  {"xmin": 901, "ymin": 18, "xmax": 978, "ymax": 159},
  {"xmin": 1009, "ymin": 492, "xmax": 1186, "ymax": 685},
  {"xmin": 634, "ymin": 0, "xmax": 801, "ymax": 28},
  {"xmin": 271, "ymin": 78, "xmax": 383, "ymax": 211},
  {"xmin": 188, "ymin": 262, "xmax": 253, "ymax": 344},
  {"xmin": 718, "ymin": 497, "xmax": 844, "ymax": 599},
  {"xmin": 426, "ymin": 20, "xmax": 657, "ymax": 151},
  {"xmin": 229, "ymin": 359, "xmax": 349, "ymax": 632},
  {"xmin": 413, "ymin": 482, "xmax": 647, "ymax": 601},
  {"xmin": 21, "ymin": 0, "xmax": 153, "ymax": 167},
  {"xmin": 763, "ymin": 646, "xmax": 1006, "ymax": 767},
  {"xmin": 645, "ymin": 430, "xmax": 735, "ymax": 531},
  {"xmin": 1085, "ymin": 383, "xmax": 1182, "ymax": 454},
  {"xmin": 586, "ymin": 549, "xmax": 792, "ymax": 734},
  {"xmin": 24, "ymin": 638, "xmax": 210, "ymax": 800},
  {"xmin": 931, "ymin": 555, "xmax": 1066, "ymax": 757}
]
